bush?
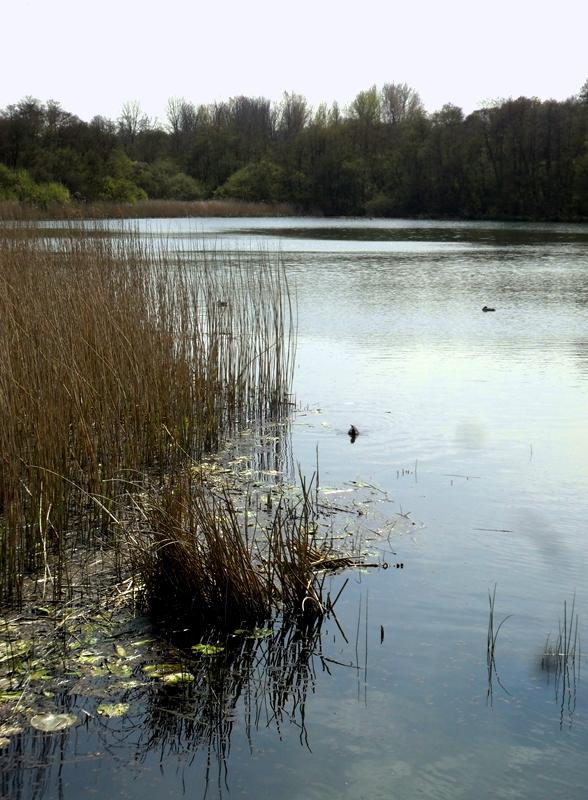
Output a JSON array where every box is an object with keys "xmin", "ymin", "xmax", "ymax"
[
  {"xmin": 166, "ymin": 172, "xmax": 204, "ymax": 201},
  {"xmin": 98, "ymin": 176, "xmax": 147, "ymax": 203},
  {"xmin": 0, "ymin": 164, "xmax": 70, "ymax": 206},
  {"xmin": 133, "ymin": 160, "xmax": 205, "ymax": 200},
  {"xmin": 214, "ymin": 160, "xmax": 287, "ymax": 203}
]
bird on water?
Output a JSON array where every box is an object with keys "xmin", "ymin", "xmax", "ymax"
[
  {"xmin": 348, "ymin": 425, "xmax": 359, "ymax": 443},
  {"xmin": 482, "ymin": 305, "xmax": 496, "ymax": 312}
]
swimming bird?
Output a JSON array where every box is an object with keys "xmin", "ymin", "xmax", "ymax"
[
  {"xmin": 482, "ymin": 306, "xmax": 496, "ymax": 312},
  {"xmin": 348, "ymin": 425, "xmax": 359, "ymax": 443}
]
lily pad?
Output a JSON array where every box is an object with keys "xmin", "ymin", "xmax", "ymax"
[
  {"xmin": 191, "ymin": 644, "xmax": 225, "ymax": 656},
  {"xmin": 76, "ymin": 651, "xmax": 105, "ymax": 666},
  {"xmin": 233, "ymin": 628, "xmax": 272, "ymax": 639},
  {"xmin": 96, "ymin": 702, "xmax": 129, "ymax": 718},
  {"xmin": 161, "ymin": 672, "xmax": 195, "ymax": 685},
  {"xmin": 30, "ymin": 712, "xmax": 78, "ymax": 732},
  {"xmin": 117, "ymin": 679, "xmax": 144, "ymax": 691},
  {"xmin": 108, "ymin": 662, "xmax": 132, "ymax": 678},
  {"xmin": 131, "ymin": 638, "xmax": 155, "ymax": 647},
  {"xmin": 143, "ymin": 663, "xmax": 184, "ymax": 678}
]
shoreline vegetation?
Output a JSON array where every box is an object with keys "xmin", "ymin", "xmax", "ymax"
[
  {"xmin": 0, "ymin": 220, "xmax": 373, "ymax": 628},
  {"xmin": 0, "ymin": 198, "xmax": 297, "ymax": 221},
  {"xmin": 0, "ymin": 221, "xmax": 312, "ymax": 614},
  {"xmin": 1, "ymin": 82, "xmax": 588, "ymax": 222},
  {"xmin": 0, "ymin": 220, "xmax": 389, "ymax": 746}
]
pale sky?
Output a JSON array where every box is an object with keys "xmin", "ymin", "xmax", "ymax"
[{"xmin": 1, "ymin": 0, "xmax": 586, "ymax": 123}]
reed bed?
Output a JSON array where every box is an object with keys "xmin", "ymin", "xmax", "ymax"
[
  {"xmin": 0, "ymin": 223, "xmax": 295, "ymax": 604},
  {"xmin": 0, "ymin": 198, "xmax": 296, "ymax": 222}
]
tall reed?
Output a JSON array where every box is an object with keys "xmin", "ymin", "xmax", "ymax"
[
  {"xmin": 0, "ymin": 223, "xmax": 295, "ymax": 604},
  {"xmin": 0, "ymin": 198, "xmax": 296, "ymax": 221},
  {"xmin": 128, "ymin": 472, "xmax": 334, "ymax": 625}
]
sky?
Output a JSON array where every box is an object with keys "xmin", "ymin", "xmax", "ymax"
[{"xmin": 1, "ymin": 0, "xmax": 586, "ymax": 123}]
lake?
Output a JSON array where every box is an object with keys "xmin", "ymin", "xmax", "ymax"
[{"xmin": 4, "ymin": 217, "xmax": 588, "ymax": 799}]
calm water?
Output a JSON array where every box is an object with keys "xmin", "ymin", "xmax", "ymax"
[{"xmin": 4, "ymin": 218, "xmax": 588, "ymax": 799}]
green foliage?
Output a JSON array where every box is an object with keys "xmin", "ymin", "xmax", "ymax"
[
  {"xmin": 0, "ymin": 163, "xmax": 70, "ymax": 206},
  {"xmin": 97, "ymin": 175, "xmax": 147, "ymax": 203},
  {"xmin": 214, "ymin": 160, "xmax": 287, "ymax": 203},
  {"xmin": 1, "ymin": 86, "xmax": 588, "ymax": 218},
  {"xmin": 134, "ymin": 159, "xmax": 204, "ymax": 200}
]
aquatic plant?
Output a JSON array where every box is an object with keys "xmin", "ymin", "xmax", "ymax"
[
  {"xmin": 0, "ymin": 197, "xmax": 295, "ymax": 221},
  {"xmin": 128, "ymin": 470, "xmax": 354, "ymax": 625},
  {"xmin": 541, "ymin": 596, "xmax": 581, "ymax": 727},
  {"xmin": 486, "ymin": 585, "xmax": 511, "ymax": 704},
  {"xmin": 0, "ymin": 222, "xmax": 295, "ymax": 604}
]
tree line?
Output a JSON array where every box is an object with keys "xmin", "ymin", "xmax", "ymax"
[{"xmin": 1, "ymin": 81, "xmax": 587, "ymax": 219}]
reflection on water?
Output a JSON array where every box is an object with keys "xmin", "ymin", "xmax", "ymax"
[
  {"xmin": 4, "ymin": 217, "xmax": 588, "ymax": 799},
  {"xmin": 1, "ymin": 608, "xmax": 366, "ymax": 800}
]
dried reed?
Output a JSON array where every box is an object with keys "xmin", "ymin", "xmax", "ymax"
[
  {"xmin": 0, "ymin": 198, "xmax": 296, "ymax": 222},
  {"xmin": 128, "ymin": 471, "xmax": 340, "ymax": 625},
  {"xmin": 0, "ymin": 222, "xmax": 295, "ymax": 604}
]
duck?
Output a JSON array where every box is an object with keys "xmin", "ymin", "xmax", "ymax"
[
  {"xmin": 482, "ymin": 306, "xmax": 496, "ymax": 312},
  {"xmin": 348, "ymin": 425, "xmax": 359, "ymax": 442}
]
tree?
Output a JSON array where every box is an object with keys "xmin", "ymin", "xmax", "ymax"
[
  {"xmin": 117, "ymin": 101, "xmax": 150, "ymax": 145},
  {"xmin": 349, "ymin": 86, "xmax": 381, "ymax": 125},
  {"xmin": 277, "ymin": 92, "xmax": 310, "ymax": 140},
  {"xmin": 381, "ymin": 83, "xmax": 424, "ymax": 125}
]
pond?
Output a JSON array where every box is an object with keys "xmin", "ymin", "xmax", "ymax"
[{"xmin": 3, "ymin": 217, "xmax": 588, "ymax": 799}]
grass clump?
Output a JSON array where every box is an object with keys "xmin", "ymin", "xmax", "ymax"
[{"xmin": 129, "ymin": 471, "xmax": 349, "ymax": 626}]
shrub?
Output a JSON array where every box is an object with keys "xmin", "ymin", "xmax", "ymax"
[{"xmin": 214, "ymin": 160, "xmax": 287, "ymax": 203}]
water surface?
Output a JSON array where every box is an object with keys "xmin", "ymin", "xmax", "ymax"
[{"xmin": 4, "ymin": 217, "xmax": 588, "ymax": 799}]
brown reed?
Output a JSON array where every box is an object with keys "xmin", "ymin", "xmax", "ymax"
[
  {"xmin": 128, "ymin": 471, "xmax": 336, "ymax": 626},
  {"xmin": 0, "ymin": 221, "xmax": 295, "ymax": 604},
  {"xmin": 0, "ymin": 198, "xmax": 296, "ymax": 222}
]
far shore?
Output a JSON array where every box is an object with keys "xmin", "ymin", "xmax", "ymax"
[{"xmin": 1, "ymin": 199, "xmax": 587, "ymax": 224}]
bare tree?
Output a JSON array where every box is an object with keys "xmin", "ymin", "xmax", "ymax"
[
  {"xmin": 118, "ymin": 100, "xmax": 150, "ymax": 144},
  {"xmin": 381, "ymin": 83, "xmax": 424, "ymax": 124},
  {"xmin": 277, "ymin": 92, "xmax": 310, "ymax": 139}
]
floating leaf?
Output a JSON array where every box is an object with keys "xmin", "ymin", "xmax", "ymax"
[
  {"xmin": 114, "ymin": 644, "xmax": 127, "ymax": 658},
  {"xmin": 191, "ymin": 644, "xmax": 225, "ymax": 656},
  {"xmin": 248, "ymin": 628, "xmax": 272, "ymax": 639},
  {"xmin": 161, "ymin": 672, "xmax": 194, "ymax": 685},
  {"xmin": 76, "ymin": 651, "xmax": 105, "ymax": 666},
  {"xmin": 131, "ymin": 638, "xmax": 155, "ymax": 648},
  {"xmin": 143, "ymin": 663, "xmax": 183, "ymax": 678},
  {"xmin": 108, "ymin": 662, "xmax": 132, "ymax": 678},
  {"xmin": 88, "ymin": 666, "xmax": 108, "ymax": 678},
  {"xmin": 0, "ymin": 737, "xmax": 9, "ymax": 748},
  {"xmin": 96, "ymin": 703, "xmax": 129, "ymax": 718},
  {"xmin": 233, "ymin": 628, "xmax": 272, "ymax": 639},
  {"xmin": 116, "ymin": 679, "xmax": 144, "ymax": 691},
  {"xmin": 30, "ymin": 713, "xmax": 78, "ymax": 732}
]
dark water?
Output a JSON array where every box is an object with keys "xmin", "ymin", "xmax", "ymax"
[{"xmin": 4, "ymin": 218, "xmax": 588, "ymax": 799}]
